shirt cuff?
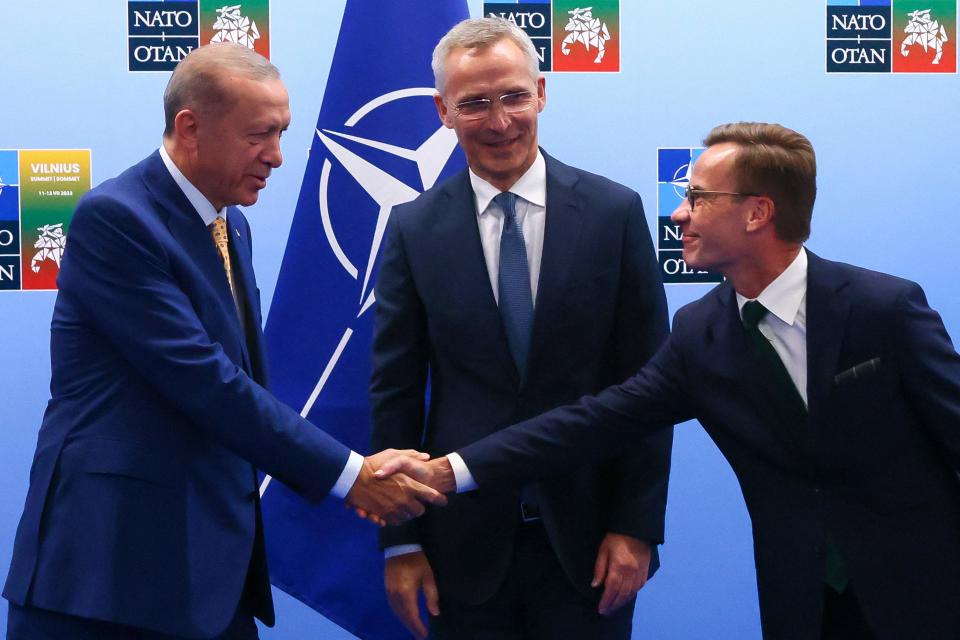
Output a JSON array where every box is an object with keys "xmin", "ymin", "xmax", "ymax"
[
  {"xmin": 384, "ymin": 544, "xmax": 424, "ymax": 559},
  {"xmin": 329, "ymin": 450, "xmax": 364, "ymax": 499},
  {"xmin": 447, "ymin": 452, "xmax": 477, "ymax": 493}
]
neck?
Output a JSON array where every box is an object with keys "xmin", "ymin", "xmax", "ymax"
[
  {"xmin": 163, "ymin": 137, "xmax": 188, "ymax": 174},
  {"xmin": 162, "ymin": 138, "xmax": 223, "ymax": 210},
  {"xmin": 727, "ymin": 244, "xmax": 802, "ymax": 299},
  {"xmin": 473, "ymin": 149, "xmax": 538, "ymax": 193}
]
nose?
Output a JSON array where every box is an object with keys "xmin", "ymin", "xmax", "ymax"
[
  {"xmin": 485, "ymin": 102, "xmax": 511, "ymax": 131},
  {"xmin": 670, "ymin": 198, "xmax": 690, "ymax": 224},
  {"xmin": 263, "ymin": 135, "xmax": 283, "ymax": 168}
]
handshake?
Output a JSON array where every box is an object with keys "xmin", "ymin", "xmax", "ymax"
[{"xmin": 344, "ymin": 450, "xmax": 458, "ymax": 526}]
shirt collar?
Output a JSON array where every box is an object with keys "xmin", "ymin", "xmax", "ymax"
[
  {"xmin": 736, "ymin": 247, "xmax": 808, "ymax": 326},
  {"xmin": 470, "ymin": 150, "xmax": 546, "ymax": 217},
  {"xmin": 158, "ymin": 144, "xmax": 227, "ymax": 226}
]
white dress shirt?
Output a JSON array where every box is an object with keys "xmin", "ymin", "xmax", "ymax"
[
  {"xmin": 448, "ymin": 248, "xmax": 812, "ymax": 495},
  {"xmin": 385, "ymin": 154, "xmax": 548, "ymax": 558},
  {"xmin": 735, "ymin": 247, "xmax": 809, "ymax": 405},
  {"xmin": 470, "ymin": 151, "xmax": 547, "ymax": 305},
  {"xmin": 158, "ymin": 144, "xmax": 363, "ymax": 498}
]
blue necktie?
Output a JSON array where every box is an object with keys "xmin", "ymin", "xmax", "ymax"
[{"xmin": 495, "ymin": 192, "xmax": 534, "ymax": 379}]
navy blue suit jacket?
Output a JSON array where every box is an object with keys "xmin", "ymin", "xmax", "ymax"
[
  {"xmin": 370, "ymin": 152, "xmax": 672, "ymax": 605},
  {"xmin": 458, "ymin": 252, "xmax": 960, "ymax": 639},
  {"xmin": 3, "ymin": 152, "xmax": 351, "ymax": 638}
]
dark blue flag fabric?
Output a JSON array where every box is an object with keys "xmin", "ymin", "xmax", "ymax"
[{"xmin": 260, "ymin": 1, "xmax": 468, "ymax": 637}]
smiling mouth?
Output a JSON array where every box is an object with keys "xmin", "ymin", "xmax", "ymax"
[{"xmin": 485, "ymin": 136, "xmax": 520, "ymax": 148}]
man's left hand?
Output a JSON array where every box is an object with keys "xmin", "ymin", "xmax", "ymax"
[{"xmin": 592, "ymin": 533, "xmax": 651, "ymax": 615}]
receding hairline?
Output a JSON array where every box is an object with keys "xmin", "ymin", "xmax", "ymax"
[{"xmin": 163, "ymin": 43, "xmax": 281, "ymax": 136}]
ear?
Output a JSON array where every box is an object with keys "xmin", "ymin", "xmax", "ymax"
[
  {"xmin": 535, "ymin": 76, "xmax": 546, "ymax": 113},
  {"xmin": 745, "ymin": 195, "xmax": 775, "ymax": 233},
  {"xmin": 434, "ymin": 93, "xmax": 454, "ymax": 129},
  {"xmin": 173, "ymin": 108, "xmax": 201, "ymax": 150}
]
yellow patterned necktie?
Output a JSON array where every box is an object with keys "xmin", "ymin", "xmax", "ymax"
[{"xmin": 209, "ymin": 217, "xmax": 236, "ymax": 300}]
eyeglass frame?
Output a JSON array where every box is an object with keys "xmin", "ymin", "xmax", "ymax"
[
  {"xmin": 450, "ymin": 90, "xmax": 537, "ymax": 121},
  {"xmin": 683, "ymin": 186, "xmax": 761, "ymax": 210}
]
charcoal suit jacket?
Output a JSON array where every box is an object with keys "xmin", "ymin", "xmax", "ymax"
[{"xmin": 370, "ymin": 151, "xmax": 673, "ymax": 605}]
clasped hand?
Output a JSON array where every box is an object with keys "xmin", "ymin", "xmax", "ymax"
[{"xmin": 345, "ymin": 449, "xmax": 450, "ymax": 526}]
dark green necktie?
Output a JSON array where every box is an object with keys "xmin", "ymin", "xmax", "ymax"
[{"xmin": 742, "ymin": 301, "xmax": 848, "ymax": 593}]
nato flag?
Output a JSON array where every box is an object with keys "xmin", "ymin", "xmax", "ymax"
[{"xmin": 260, "ymin": 1, "xmax": 468, "ymax": 637}]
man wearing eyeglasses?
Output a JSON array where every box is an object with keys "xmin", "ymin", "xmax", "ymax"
[
  {"xmin": 379, "ymin": 122, "xmax": 960, "ymax": 639},
  {"xmin": 369, "ymin": 16, "xmax": 672, "ymax": 640}
]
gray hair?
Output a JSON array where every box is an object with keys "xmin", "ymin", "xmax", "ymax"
[
  {"xmin": 163, "ymin": 43, "xmax": 280, "ymax": 136},
  {"xmin": 432, "ymin": 17, "xmax": 541, "ymax": 94}
]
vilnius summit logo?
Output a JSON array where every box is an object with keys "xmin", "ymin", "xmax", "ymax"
[
  {"xmin": 826, "ymin": 0, "xmax": 956, "ymax": 73},
  {"xmin": 127, "ymin": 1, "xmax": 270, "ymax": 72}
]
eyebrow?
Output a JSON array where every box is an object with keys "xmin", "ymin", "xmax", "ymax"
[{"xmin": 457, "ymin": 87, "xmax": 531, "ymax": 102}]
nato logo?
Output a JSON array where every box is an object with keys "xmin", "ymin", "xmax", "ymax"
[
  {"xmin": 484, "ymin": 2, "xmax": 552, "ymax": 71},
  {"xmin": 0, "ymin": 151, "xmax": 20, "ymax": 290},
  {"xmin": 483, "ymin": 1, "xmax": 620, "ymax": 72},
  {"xmin": 128, "ymin": 0, "xmax": 199, "ymax": 72},
  {"xmin": 656, "ymin": 148, "xmax": 723, "ymax": 285},
  {"xmin": 127, "ymin": 1, "xmax": 268, "ymax": 72},
  {"xmin": 827, "ymin": 1, "xmax": 957, "ymax": 73}
]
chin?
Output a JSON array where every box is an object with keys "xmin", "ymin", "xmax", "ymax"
[{"xmin": 682, "ymin": 252, "xmax": 704, "ymax": 270}]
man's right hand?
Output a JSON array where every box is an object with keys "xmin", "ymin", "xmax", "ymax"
[
  {"xmin": 385, "ymin": 551, "xmax": 439, "ymax": 639},
  {"xmin": 346, "ymin": 450, "xmax": 447, "ymax": 526},
  {"xmin": 375, "ymin": 455, "xmax": 457, "ymax": 494}
]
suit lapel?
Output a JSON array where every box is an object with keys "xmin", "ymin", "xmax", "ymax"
[
  {"xmin": 527, "ymin": 154, "xmax": 583, "ymax": 378},
  {"xmin": 227, "ymin": 210, "xmax": 258, "ymax": 376},
  {"xmin": 708, "ymin": 284, "xmax": 812, "ymax": 457},
  {"xmin": 704, "ymin": 283, "xmax": 755, "ymax": 385},
  {"xmin": 139, "ymin": 152, "xmax": 246, "ymax": 359},
  {"xmin": 805, "ymin": 251, "xmax": 851, "ymax": 422},
  {"xmin": 440, "ymin": 172, "xmax": 520, "ymax": 380}
]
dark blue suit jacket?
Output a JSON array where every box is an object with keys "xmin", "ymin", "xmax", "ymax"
[
  {"xmin": 370, "ymin": 152, "xmax": 672, "ymax": 605},
  {"xmin": 458, "ymin": 252, "xmax": 960, "ymax": 639},
  {"xmin": 3, "ymin": 152, "xmax": 351, "ymax": 638}
]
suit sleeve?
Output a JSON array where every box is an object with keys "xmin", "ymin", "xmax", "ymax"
[
  {"xmin": 369, "ymin": 210, "xmax": 430, "ymax": 548},
  {"xmin": 895, "ymin": 282, "xmax": 960, "ymax": 470},
  {"xmin": 604, "ymin": 193, "xmax": 674, "ymax": 543},
  {"xmin": 58, "ymin": 195, "xmax": 350, "ymax": 502},
  {"xmin": 457, "ymin": 332, "xmax": 693, "ymax": 489}
]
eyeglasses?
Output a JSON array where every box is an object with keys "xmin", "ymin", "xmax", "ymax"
[
  {"xmin": 683, "ymin": 186, "xmax": 760, "ymax": 210},
  {"xmin": 452, "ymin": 91, "xmax": 536, "ymax": 120}
]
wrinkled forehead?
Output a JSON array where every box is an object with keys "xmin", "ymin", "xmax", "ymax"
[{"xmin": 444, "ymin": 40, "xmax": 536, "ymax": 90}]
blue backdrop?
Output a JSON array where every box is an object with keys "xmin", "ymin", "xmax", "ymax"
[{"xmin": 0, "ymin": 1, "xmax": 957, "ymax": 638}]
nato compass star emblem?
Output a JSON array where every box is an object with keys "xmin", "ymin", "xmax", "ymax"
[
  {"xmin": 0, "ymin": 176, "xmax": 7, "ymax": 197},
  {"xmin": 259, "ymin": 88, "xmax": 460, "ymax": 497},
  {"xmin": 315, "ymin": 87, "xmax": 459, "ymax": 318},
  {"xmin": 670, "ymin": 160, "xmax": 692, "ymax": 199}
]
